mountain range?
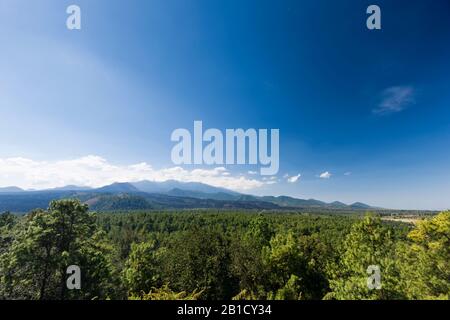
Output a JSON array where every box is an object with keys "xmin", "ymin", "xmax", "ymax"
[{"xmin": 0, "ymin": 180, "xmax": 375, "ymax": 212}]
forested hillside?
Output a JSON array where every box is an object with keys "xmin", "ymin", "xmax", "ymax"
[{"xmin": 0, "ymin": 200, "xmax": 448, "ymax": 300}]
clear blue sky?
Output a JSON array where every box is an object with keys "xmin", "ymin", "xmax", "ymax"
[{"xmin": 0, "ymin": 0, "xmax": 450, "ymax": 209}]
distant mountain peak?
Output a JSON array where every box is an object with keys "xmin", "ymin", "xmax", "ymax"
[
  {"xmin": 350, "ymin": 202, "xmax": 372, "ymax": 209},
  {"xmin": 95, "ymin": 182, "xmax": 139, "ymax": 193},
  {"xmin": 131, "ymin": 180, "xmax": 239, "ymax": 195},
  {"xmin": 329, "ymin": 201, "xmax": 348, "ymax": 208},
  {"xmin": 0, "ymin": 186, "xmax": 24, "ymax": 193},
  {"xmin": 330, "ymin": 201, "xmax": 346, "ymax": 205}
]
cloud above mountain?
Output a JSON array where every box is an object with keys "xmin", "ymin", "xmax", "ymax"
[{"xmin": 0, "ymin": 155, "xmax": 267, "ymax": 191}]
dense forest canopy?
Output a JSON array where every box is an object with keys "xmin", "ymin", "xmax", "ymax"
[{"xmin": 0, "ymin": 199, "xmax": 448, "ymax": 300}]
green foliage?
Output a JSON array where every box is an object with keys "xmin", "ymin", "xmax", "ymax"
[
  {"xmin": 397, "ymin": 211, "xmax": 450, "ymax": 299},
  {"xmin": 268, "ymin": 275, "xmax": 303, "ymax": 300},
  {"xmin": 230, "ymin": 216, "xmax": 273, "ymax": 297},
  {"xmin": 159, "ymin": 227, "xmax": 237, "ymax": 300},
  {"xmin": 245, "ymin": 215, "xmax": 274, "ymax": 246},
  {"xmin": 327, "ymin": 214, "xmax": 404, "ymax": 299},
  {"xmin": 1, "ymin": 204, "xmax": 448, "ymax": 300},
  {"xmin": 122, "ymin": 240, "xmax": 163, "ymax": 296},
  {"xmin": 0, "ymin": 200, "xmax": 115, "ymax": 300},
  {"xmin": 0, "ymin": 212, "xmax": 17, "ymax": 266},
  {"xmin": 129, "ymin": 284, "xmax": 202, "ymax": 300},
  {"xmin": 0, "ymin": 212, "xmax": 16, "ymax": 229},
  {"xmin": 262, "ymin": 232, "xmax": 304, "ymax": 298}
]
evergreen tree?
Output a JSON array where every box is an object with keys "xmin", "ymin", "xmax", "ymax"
[
  {"xmin": 398, "ymin": 211, "xmax": 449, "ymax": 299},
  {"xmin": 326, "ymin": 214, "xmax": 404, "ymax": 299},
  {"xmin": 0, "ymin": 200, "xmax": 115, "ymax": 300}
]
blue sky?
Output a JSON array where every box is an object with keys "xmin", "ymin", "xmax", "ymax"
[{"xmin": 0, "ymin": 0, "xmax": 450, "ymax": 209}]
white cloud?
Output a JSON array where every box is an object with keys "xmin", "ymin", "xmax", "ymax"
[
  {"xmin": 287, "ymin": 174, "xmax": 301, "ymax": 183},
  {"xmin": 319, "ymin": 171, "xmax": 331, "ymax": 179},
  {"xmin": 0, "ymin": 155, "xmax": 268, "ymax": 192},
  {"xmin": 262, "ymin": 176, "xmax": 278, "ymax": 185},
  {"xmin": 344, "ymin": 172, "xmax": 352, "ymax": 176},
  {"xmin": 248, "ymin": 170, "xmax": 258, "ymax": 175},
  {"xmin": 373, "ymin": 86, "xmax": 415, "ymax": 115}
]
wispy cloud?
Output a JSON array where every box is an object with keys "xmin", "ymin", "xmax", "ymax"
[
  {"xmin": 286, "ymin": 174, "xmax": 301, "ymax": 183},
  {"xmin": 373, "ymin": 86, "xmax": 415, "ymax": 115},
  {"xmin": 319, "ymin": 171, "xmax": 331, "ymax": 179},
  {"xmin": 344, "ymin": 172, "xmax": 352, "ymax": 176},
  {"xmin": 0, "ymin": 155, "xmax": 269, "ymax": 192},
  {"xmin": 262, "ymin": 176, "xmax": 278, "ymax": 185}
]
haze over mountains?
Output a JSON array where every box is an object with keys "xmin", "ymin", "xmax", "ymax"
[
  {"xmin": 0, "ymin": 186, "xmax": 25, "ymax": 193},
  {"xmin": 0, "ymin": 180, "xmax": 375, "ymax": 212}
]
